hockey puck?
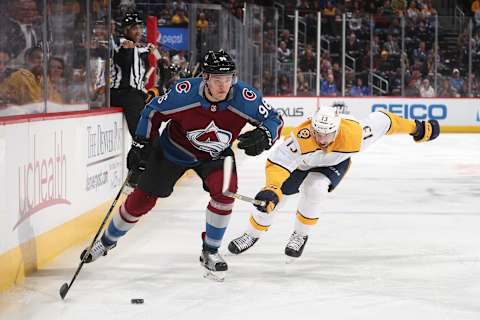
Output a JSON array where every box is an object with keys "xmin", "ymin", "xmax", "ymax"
[{"xmin": 131, "ymin": 298, "xmax": 144, "ymax": 304}]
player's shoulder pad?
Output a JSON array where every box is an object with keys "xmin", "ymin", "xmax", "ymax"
[
  {"xmin": 230, "ymin": 80, "xmax": 264, "ymax": 113},
  {"xmin": 148, "ymin": 77, "xmax": 202, "ymax": 112},
  {"xmin": 330, "ymin": 118, "xmax": 363, "ymax": 153},
  {"xmin": 291, "ymin": 119, "xmax": 319, "ymax": 154}
]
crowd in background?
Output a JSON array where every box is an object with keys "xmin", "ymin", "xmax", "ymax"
[{"xmin": 0, "ymin": 0, "xmax": 479, "ymax": 113}]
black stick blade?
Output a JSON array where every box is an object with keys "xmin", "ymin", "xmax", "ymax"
[{"xmin": 59, "ymin": 283, "xmax": 69, "ymax": 300}]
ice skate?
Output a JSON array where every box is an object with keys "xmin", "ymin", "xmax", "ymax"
[
  {"xmin": 284, "ymin": 231, "xmax": 308, "ymax": 262},
  {"xmin": 228, "ymin": 233, "xmax": 259, "ymax": 255},
  {"xmin": 80, "ymin": 239, "xmax": 116, "ymax": 263},
  {"xmin": 199, "ymin": 250, "xmax": 228, "ymax": 282}
]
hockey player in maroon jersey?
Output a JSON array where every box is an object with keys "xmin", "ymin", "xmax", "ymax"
[{"xmin": 81, "ymin": 50, "xmax": 283, "ymax": 281}]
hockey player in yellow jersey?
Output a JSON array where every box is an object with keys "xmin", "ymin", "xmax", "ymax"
[{"xmin": 228, "ymin": 102, "xmax": 440, "ymax": 259}]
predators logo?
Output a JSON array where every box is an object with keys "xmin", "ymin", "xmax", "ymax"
[{"xmin": 297, "ymin": 128, "xmax": 311, "ymax": 139}]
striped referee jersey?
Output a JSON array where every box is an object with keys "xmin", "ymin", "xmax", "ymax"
[{"xmin": 110, "ymin": 36, "xmax": 150, "ymax": 91}]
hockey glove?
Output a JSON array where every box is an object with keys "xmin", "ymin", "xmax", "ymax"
[
  {"xmin": 145, "ymin": 87, "xmax": 160, "ymax": 104},
  {"xmin": 411, "ymin": 120, "xmax": 440, "ymax": 142},
  {"xmin": 237, "ymin": 128, "xmax": 271, "ymax": 156},
  {"xmin": 254, "ymin": 186, "xmax": 282, "ymax": 213},
  {"xmin": 126, "ymin": 138, "xmax": 152, "ymax": 187}
]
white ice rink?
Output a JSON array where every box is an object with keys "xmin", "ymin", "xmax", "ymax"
[{"xmin": 1, "ymin": 134, "xmax": 480, "ymax": 320}]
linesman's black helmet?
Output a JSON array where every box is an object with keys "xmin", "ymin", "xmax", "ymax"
[
  {"xmin": 121, "ymin": 12, "xmax": 143, "ymax": 29},
  {"xmin": 202, "ymin": 50, "xmax": 236, "ymax": 74}
]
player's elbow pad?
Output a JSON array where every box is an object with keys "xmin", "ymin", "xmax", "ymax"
[{"xmin": 411, "ymin": 120, "xmax": 440, "ymax": 142}]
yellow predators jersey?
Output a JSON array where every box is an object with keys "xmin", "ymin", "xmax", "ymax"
[{"xmin": 265, "ymin": 111, "xmax": 416, "ymax": 190}]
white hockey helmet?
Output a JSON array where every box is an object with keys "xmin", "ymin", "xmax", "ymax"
[{"xmin": 311, "ymin": 105, "xmax": 341, "ymax": 135}]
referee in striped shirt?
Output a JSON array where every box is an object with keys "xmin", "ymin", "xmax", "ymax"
[{"xmin": 111, "ymin": 12, "xmax": 154, "ymax": 137}]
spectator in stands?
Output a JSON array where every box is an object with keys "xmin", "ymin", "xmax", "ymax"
[
  {"xmin": 171, "ymin": 50, "xmax": 188, "ymax": 70},
  {"xmin": 171, "ymin": 8, "xmax": 189, "ymax": 26},
  {"xmin": 419, "ymin": 78, "xmax": 435, "ymax": 97},
  {"xmin": 0, "ymin": 49, "xmax": 13, "ymax": 104},
  {"xmin": 472, "ymin": 0, "xmax": 480, "ymax": 16},
  {"xmin": 0, "ymin": 49, "xmax": 13, "ymax": 84},
  {"xmin": 278, "ymin": 73, "xmax": 292, "ymax": 95},
  {"xmin": 320, "ymin": 72, "xmax": 337, "ymax": 96},
  {"xmin": 412, "ymin": 41, "xmax": 428, "ymax": 63},
  {"xmin": 0, "ymin": 0, "xmax": 42, "ymax": 69},
  {"xmin": 277, "ymin": 41, "xmax": 292, "ymax": 63},
  {"xmin": 0, "ymin": 47, "xmax": 62, "ymax": 105},
  {"xmin": 438, "ymin": 78, "xmax": 455, "ymax": 97},
  {"xmin": 349, "ymin": 77, "xmax": 369, "ymax": 96},
  {"xmin": 48, "ymin": 57, "xmax": 67, "ymax": 103},
  {"xmin": 421, "ymin": 2, "xmax": 437, "ymax": 19},
  {"xmin": 299, "ymin": 46, "xmax": 316, "ymax": 72},
  {"xmin": 381, "ymin": 1, "xmax": 395, "ymax": 15},
  {"xmin": 323, "ymin": 1, "xmax": 337, "ymax": 36},
  {"xmin": 262, "ymin": 70, "xmax": 275, "ymax": 95},
  {"xmin": 407, "ymin": 1, "xmax": 420, "ymax": 22},
  {"xmin": 371, "ymin": 35, "xmax": 381, "ymax": 56},
  {"xmin": 391, "ymin": 0, "xmax": 407, "ymax": 15},
  {"xmin": 279, "ymin": 30, "xmax": 293, "ymax": 49},
  {"xmin": 449, "ymin": 68, "xmax": 464, "ymax": 96},
  {"xmin": 405, "ymin": 79, "xmax": 420, "ymax": 96},
  {"xmin": 196, "ymin": 12, "xmax": 208, "ymax": 32},
  {"xmin": 467, "ymin": 73, "xmax": 480, "ymax": 97},
  {"xmin": 69, "ymin": 67, "xmax": 87, "ymax": 104},
  {"xmin": 346, "ymin": 32, "xmax": 361, "ymax": 59},
  {"xmin": 348, "ymin": 9, "xmax": 363, "ymax": 33},
  {"xmin": 474, "ymin": 9, "xmax": 480, "ymax": 33},
  {"xmin": 196, "ymin": 12, "xmax": 209, "ymax": 55},
  {"xmin": 331, "ymin": 62, "xmax": 342, "ymax": 90},
  {"xmin": 297, "ymin": 73, "xmax": 311, "ymax": 96},
  {"xmin": 320, "ymin": 52, "xmax": 332, "ymax": 76},
  {"xmin": 384, "ymin": 34, "xmax": 400, "ymax": 56}
]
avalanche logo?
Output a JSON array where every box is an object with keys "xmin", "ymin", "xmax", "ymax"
[
  {"xmin": 186, "ymin": 121, "xmax": 232, "ymax": 157},
  {"xmin": 175, "ymin": 80, "xmax": 191, "ymax": 93},
  {"xmin": 242, "ymin": 88, "xmax": 257, "ymax": 101}
]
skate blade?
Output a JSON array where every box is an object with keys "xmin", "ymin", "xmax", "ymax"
[{"xmin": 203, "ymin": 270, "xmax": 225, "ymax": 282}]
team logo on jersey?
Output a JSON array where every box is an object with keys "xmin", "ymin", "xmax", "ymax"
[
  {"xmin": 242, "ymin": 88, "xmax": 257, "ymax": 101},
  {"xmin": 186, "ymin": 121, "xmax": 232, "ymax": 157},
  {"xmin": 210, "ymin": 104, "xmax": 217, "ymax": 112},
  {"xmin": 297, "ymin": 128, "xmax": 311, "ymax": 139},
  {"xmin": 175, "ymin": 80, "xmax": 191, "ymax": 93}
]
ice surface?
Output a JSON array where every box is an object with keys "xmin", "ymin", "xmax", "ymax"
[{"xmin": 1, "ymin": 134, "xmax": 479, "ymax": 320}]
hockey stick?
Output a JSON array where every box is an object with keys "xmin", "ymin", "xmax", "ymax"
[
  {"xmin": 59, "ymin": 171, "xmax": 132, "ymax": 300},
  {"xmin": 222, "ymin": 156, "xmax": 266, "ymax": 207}
]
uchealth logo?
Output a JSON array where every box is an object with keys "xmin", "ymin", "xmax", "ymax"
[
  {"xmin": 186, "ymin": 121, "xmax": 232, "ymax": 157},
  {"xmin": 14, "ymin": 131, "xmax": 70, "ymax": 230}
]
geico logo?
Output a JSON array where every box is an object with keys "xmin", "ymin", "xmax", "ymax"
[
  {"xmin": 371, "ymin": 103, "xmax": 447, "ymax": 120},
  {"xmin": 276, "ymin": 107, "xmax": 304, "ymax": 117}
]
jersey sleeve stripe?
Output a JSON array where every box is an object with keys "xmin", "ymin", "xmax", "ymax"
[{"xmin": 160, "ymin": 102, "xmax": 201, "ymax": 115}]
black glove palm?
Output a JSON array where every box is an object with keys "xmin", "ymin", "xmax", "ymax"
[
  {"xmin": 411, "ymin": 120, "xmax": 440, "ymax": 142},
  {"xmin": 238, "ymin": 128, "xmax": 271, "ymax": 156}
]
